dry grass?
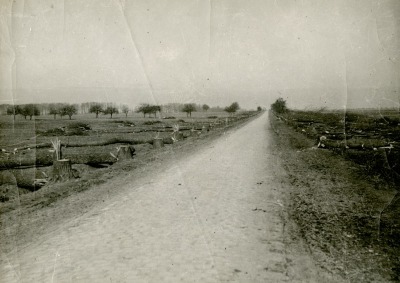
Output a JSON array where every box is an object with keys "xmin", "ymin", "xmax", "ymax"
[{"xmin": 270, "ymin": 112, "xmax": 398, "ymax": 281}]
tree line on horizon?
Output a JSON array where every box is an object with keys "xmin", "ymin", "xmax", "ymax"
[
  {"xmin": 1, "ymin": 101, "xmax": 246, "ymax": 120},
  {"xmin": 3, "ymin": 102, "xmax": 125, "ymax": 120}
]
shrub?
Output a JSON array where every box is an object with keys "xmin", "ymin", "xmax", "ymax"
[
  {"xmin": 224, "ymin": 102, "xmax": 240, "ymax": 115},
  {"xmin": 344, "ymin": 112, "xmax": 360, "ymax": 123}
]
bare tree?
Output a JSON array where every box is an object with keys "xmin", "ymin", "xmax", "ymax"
[
  {"xmin": 149, "ymin": 105, "xmax": 161, "ymax": 118},
  {"xmin": 6, "ymin": 105, "xmax": 21, "ymax": 120},
  {"xmin": 122, "ymin": 105, "xmax": 130, "ymax": 118},
  {"xmin": 49, "ymin": 105, "xmax": 59, "ymax": 119},
  {"xmin": 89, "ymin": 104, "xmax": 104, "ymax": 118},
  {"xmin": 136, "ymin": 104, "xmax": 151, "ymax": 118},
  {"xmin": 104, "ymin": 106, "xmax": 119, "ymax": 118},
  {"xmin": 20, "ymin": 104, "xmax": 40, "ymax": 120},
  {"xmin": 60, "ymin": 105, "xmax": 78, "ymax": 120},
  {"xmin": 182, "ymin": 103, "xmax": 197, "ymax": 117}
]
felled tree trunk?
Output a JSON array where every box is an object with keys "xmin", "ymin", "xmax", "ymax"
[
  {"xmin": 52, "ymin": 159, "xmax": 73, "ymax": 181},
  {"xmin": 117, "ymin": 145, "xmax": 135, "ymax": 161},
  {"xmin": 153, "ymin": 138, "xmax": 164, "ymax": 149}
]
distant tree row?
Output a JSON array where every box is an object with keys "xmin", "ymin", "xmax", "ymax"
[
  {"xmin": 1, "ymin": 102, "xmax": 130, "ymax": 116},
  {"xmin": 80, "ymin": 102, "xmax": 128, "ymax": 115},
  {"xmin": 88, "ymin": 103, "xmax": 123, "ymax": 118},
  {"xmin": 49, "ymin": 104, "xmax": 78, "ymax": 119},
  {"xmin": 180, "ymin": 102, "xmax": 240, "ymax": 117},
  {"xmin": 7, "ymin": 104, "xmax": 40, "ymax": 120},
  {"xmin": 159, "ymin": 103, "xmax": 212, "ymax": 113},
  {"xmin": 158, "ymin": 102, "xmax": 238, "ymax": 117},
  {"xmin": 2, "ymin": 101, "xmax": 242, "ymax": 119},
  {"xmin": 7, "ymin": 104, "xmax": 78, "ymax": 120},
  {"xmin": 180, "ymin": 103, "xmax": 214, "ymax": 117},
  {"xmin": 133, "ymin": 103, "xmax": 205, "ymax": 118}
]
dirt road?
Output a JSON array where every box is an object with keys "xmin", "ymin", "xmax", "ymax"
[{"xmin": 1, "ymin": 114, "xmax": 325, "ymax": 282}]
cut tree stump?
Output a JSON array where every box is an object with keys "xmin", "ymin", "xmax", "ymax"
[
  {"xmin": 153, "ymin": 138, "xmax": 164, "ymax": 149},
  {"xmin": 173, "ymin": 132, "xmax": 184, "ymax": 141},
  {"xmin": 202, "ymin": 126, "xmax": 208, "ymax": 133},
  {"xmin": 52, "ymin": 149, "xmax": 62, "ymax": 161},
  {"xmin": 163, "ymin": 137, "xmax": 174, "ymax": 144},
  {"xmin": 117, "ymin": 145, "xmax": 134, "ymax": 161},
  {"xmin": 52, "ymin": 159, "xmax": 73, "ymax": 181}
]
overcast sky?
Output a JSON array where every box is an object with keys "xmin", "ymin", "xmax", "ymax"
[{"xmin": 0, "ymin": 0, "xmax": 399, "ymax": 109}]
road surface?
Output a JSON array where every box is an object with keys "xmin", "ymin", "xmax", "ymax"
[{"xmin": 1, "ymin": 114, "xmax": 313, "ymax": 282}]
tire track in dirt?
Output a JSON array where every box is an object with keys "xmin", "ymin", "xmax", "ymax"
[{"xmin": 1, "ymin": 114, "xmax": 322, "ymax": 282}]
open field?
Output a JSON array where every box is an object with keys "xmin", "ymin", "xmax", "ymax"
[
  {"xmin": 0, "ymin": 111, "xmax": 259, "ymax": 201},
  {"xmin": 0, "ymin": 111, "xmax": 234, "ymax": 152},
  {"xmin": 271, "ymin": 109, "xmax": 400, "ymax": 280}
]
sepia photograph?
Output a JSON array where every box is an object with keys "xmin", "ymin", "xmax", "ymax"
[{"xmin": 0, "ymin": 0, "xmax": 399, "ymax": 282}]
